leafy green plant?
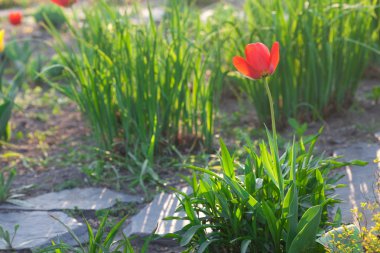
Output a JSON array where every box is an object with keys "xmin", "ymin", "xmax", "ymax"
[
  {"xmin": 3, "ymin": 40, "xmax": 32, "ymax": 66},
  {"xmin": 367, "ymin": 85, "xmax": 380, "ymax": 104},
  {"xmin": 288, "ymin": 118, "xmax": 308, "ymax": 138},
  {"xmin": 5, "ymin": 38, "xmax": 51, "ymax": 85},
  {"xmin": 0, "ymin": 224, "xmax": 19, "ymax": 250},
  {"xmin": 45, "ymin": 0, "xmax": 224, "ymax": 173},
  {"xmin": 165, "ymin": 133, "xmax": 363, "ymax": 252},
  {"xmin": 0, "ymin": 71, "xmax": 25, "ymax": 141},
  {"xmin": 37, "ymin": 212, "xmax": 135, "ymax": 253},
  {"xmin": 44, "ymin": 54, "xmax": 65, "ymax": 78},
  {"xmin": 0, "ymin": 0, "xmax": 26, "ymax": 9},
  {"xmin": 34, "ymin": 4, "xmax": 66, "ymax": 29},
  {"xmin": 0, "ymin": 75, "xmax": 9, "ymax": 139},
  {"xmin": 232, "ymin": 0, "xmax": 376, "ymax": 124},
  {"xmin": 0, "ymin": 169, "xmax": 16, "ymax": 203},
  {"xmin": 27, "ymin": 53, "xmax": 48, "ymax": 85},
  {"xmin": 1, "ymin": 39, "xmax": 29, "ymax": 142}
]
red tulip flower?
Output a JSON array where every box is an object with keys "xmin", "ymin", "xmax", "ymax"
[
  {"xmin": 8, "ymin": 11, "xmax": 22, "ymax": 26},
  {"xmin": 51, "ymin": 0, "xmax": 77, "ymax": 7},
  {"xmin": 233, "ymin": 42, "xmax": 280, "ymax": 80}
]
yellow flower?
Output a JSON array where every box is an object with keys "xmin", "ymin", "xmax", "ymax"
[{"xmin": 0, "ymin": 29, "xmax": 4, "ymax": 53}]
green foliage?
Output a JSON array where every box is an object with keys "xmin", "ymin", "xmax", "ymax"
[
  {"xmin": 166, "ymin": 132, "xmax": 360, "ymax": 252},
  {"xmin": 44, "ymin": 54, "xmax": 65, "ymax": 78},
  {"xmin": 367, "ymin": 85, "xmax": 380, "ymax": 104},
  {"xmin": 233, "ymin": 0, "xmax": 376, "ymax": 124},
  {"xmin": 1, "ymin": 40, "xmax": 29, "ymax": 142},
  {"xmin": 4, "ymin": 40, "xmax": 32, "ymax": 65},
  {"xmin": 288, "ymin": 118, "xmax": 308, "ymax": 138},
  {"xmin": 0, "ymin": 66, "xmax": 25, "ymax": 141},
  {"xmin": 0, "ymin": 224, "xmax": 19, "ymax": 249},
  {"xmin": 33, "ymin": 4, "xmax": 66, "ymax": 29},
  {"xmin": 0, "ymin": 169, "xmax": 16, "ymax": 203},
  {"xmin": 46, "ymin": 0, "xmax": 224, "ymax": 172},
  {"xmin": 0, "ymin": 0, "xmax": 25, "ymax": 9},
  {"xmin": 27, "ymin": 53, "xmax": 48, "ymax": 85}
]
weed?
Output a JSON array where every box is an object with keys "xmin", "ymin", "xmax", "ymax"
[
  {"xmin": 36, "ymin": 212, "xmax": 144, "ymax": 253},
  {"xmin": 0, "ymin": 224, "xmax": 19, "ymax": 250},
  {"xmin": 0, "ymin": 169, "xmax": 16, "ymax": 203}
]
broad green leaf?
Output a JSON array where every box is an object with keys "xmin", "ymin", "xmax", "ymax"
[
  {"xmin": 288, "ymin": 205, "xmax": 322, "ymax": 253},
  {"xmin": 260, "ymin": 143, "xmax": 278, "ymax": 189},
  {"xmin": 348, "ymin": 160, "xmax": 368, "ymax": 166},
  {"xmin": 289, "ymin": 138, "xmax": 296, "ymax": 182},
  {"xmin": 314, "ymin": 169, "xmax": 325, "ymax": 205},
  {"xmin": 265, "ymin": 129, "xmax": 284, "ymax": 199},
  {"xmin": 180, "ymin": 196, "xmax": 197, "ymax": 222},
  {"xmin": 180, "ymin": 225, "xmax": 203, "ymax": 247},
  {"xmin": 103, "ymin": 215, "xmax": 128, "ymax": 248},
  {"xmin": 220, "ymin": 139, "xmax": 235, "ymax": 179},
  {"xmin": 199, "ymin": 176, "xmax": 215, "ymax": 206},
  {"xmin": 332, "ymin": 208, "xmax": 342, "ymax": 227},
  {"xmin": 283, "ymin": 184, "xmax": 298, "ymax": 245},
  {"xmin": 198, "ymin": 239, "xmax": 218, "ymax": 253},
  {"xmin": 244, "ymin": 159, "xmax": 255, "ymax": 194},
  {"xmin": 215, "ymin": 192, "xmax": 230, "ymax": 218},
  {"xmin": 223, "ymin": 176, "xmax": 258, "ymax": 208},
  {"xmin": 240, "ymin": 239, "xmax": 251, "ymax": 253},
  {"xmin": 262, "ymin": 202, "xmax": 280, "ymax": 251}
]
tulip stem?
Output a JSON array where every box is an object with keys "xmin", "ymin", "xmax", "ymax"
[{"xmin": 264, "ymin": 78, "xmax": 277, "ymax": 138}]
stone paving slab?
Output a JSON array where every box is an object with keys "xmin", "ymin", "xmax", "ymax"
[
  {"xmin": 0, "ymin": 188, "xmax": 143, "ymax": 211},
  {"xmin": 333, "ymin": 143, "xmax": 380, "ymax": 224},
  {"xmin": 124, "ymin": 188, "xmax": 190, "ymax": 236},
  {"xmin": 0, "ymin": 211, "xmax": 86, "ymax": 250}
]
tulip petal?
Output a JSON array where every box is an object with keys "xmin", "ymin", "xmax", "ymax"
[
  {"xmin": 233, "ymin": 56, "xmax": 262, "ymax": 79},
  {"xmin": 269, "ymin": 42, "xmax": 280, "ymax": 74},
  {"xmin": 245, "ymin": 43, "xmax": 270, "ymax": 74}
]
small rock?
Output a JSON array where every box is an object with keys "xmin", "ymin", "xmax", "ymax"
[
  {"xmin": 124, "ymin": 188, "xmax": 190, "ymax": 236},
  {"xmin": 0, "ymin": 211, "xmax": 86, "ymax": 250}
]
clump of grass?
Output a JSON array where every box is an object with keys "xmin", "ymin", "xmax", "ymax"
[
  {"xmin": 0, "ymin": 169, "xmax": 16, "ymax": 203},
  {"xmin": 36, "ymin": 212, "xmax": 141, "ymax": 253},
  {"xmin": 46, "ymin": 0, "xmax": 224, "ymax": 176}
]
